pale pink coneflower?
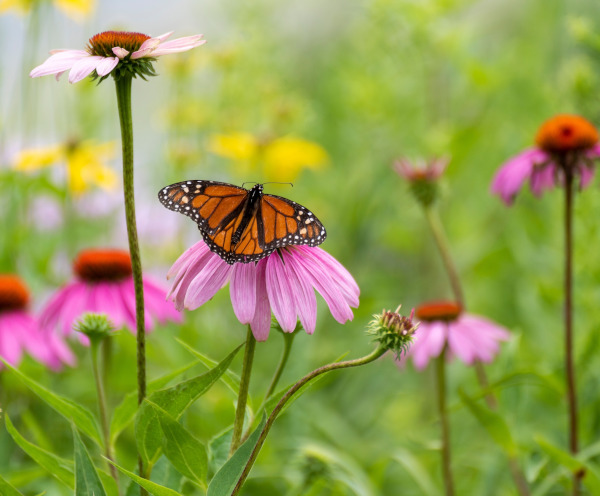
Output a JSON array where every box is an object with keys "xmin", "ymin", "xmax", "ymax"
[
  {"xmin": 393, "ymin": 157, "xmax": 448, "ymax": 182},
  {"xmin": 40, "ymin": 249, "xmax": 181, "ymax": 344},
  {"xmin": 30, "ymin": 30, "xmax": 206, "ymax": 84},
  {"xmin": 402, "ymin": 301, "xmax": 510, "ymax": 370},
  {"xmin": 167, "ymin": 240, "xmax": 360, "ymax": 341},
  {"xmin": 0, "ymin": 275, "xmax": 74, "ymax": 370},
  {"xmin": 491, "ymin": 114, "xmax": 600, "ymax": 205}
]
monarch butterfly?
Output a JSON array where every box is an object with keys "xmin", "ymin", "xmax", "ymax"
[{"xmin": 158, "ymin": 180, "xmax": 327, "ymax": 264}]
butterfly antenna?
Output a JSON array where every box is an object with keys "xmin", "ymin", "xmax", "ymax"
[
  {"xmin": 241, "ymin": 181, "xmax": 259, "ymax": 188},
  {"xmin": 262, "ymin": 181, "xmax": 293, "ymax": 188}
]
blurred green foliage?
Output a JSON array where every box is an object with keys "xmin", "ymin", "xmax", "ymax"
[{"xmin": 2, "ymin": 0, "xmax": 600, "ymax": 494}]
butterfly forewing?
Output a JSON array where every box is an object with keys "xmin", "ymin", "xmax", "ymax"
[{"xmin": 158, "ymin": 180, "xmax": 327, "ymax": 264}]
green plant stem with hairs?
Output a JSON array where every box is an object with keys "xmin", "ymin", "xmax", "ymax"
[
  {"xmin": 114, "ymin": 74, "xmax": 148, "ymax": 495},
  {"xmin": 230, "ymin": 326, "xmax": 257, "ymax": 455},
  {"xmin": 436, "ymin": 347, "xmax": 455, "ymax": 496},
  {"xmin": 231, "ymin": 344, "xmax": 387, "ymax": 495}
]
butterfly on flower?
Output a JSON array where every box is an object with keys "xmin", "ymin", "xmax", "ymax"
[{"xmin": 158, "ymin": 180, "xmax": 327, "ymax": 264}]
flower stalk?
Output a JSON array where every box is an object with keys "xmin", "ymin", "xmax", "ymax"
[
  {"xmin": 436, "ymin": 346, "xmax": 455, "ymax": 496},
  {"xmin": 230, "ymin": 326, "xmax": 257, "ymax": 455},
  {"xmin": 114, "ymin": 74, "xmax": 147, "ymax": 494},
  {"xmin": 231, "ymin": 344, "xmax": 388, "ymax": 495}
]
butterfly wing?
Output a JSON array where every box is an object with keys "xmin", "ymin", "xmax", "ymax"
[{"xmin": 158, "ymin": 180, "xmax": 249, "ymax": 235}]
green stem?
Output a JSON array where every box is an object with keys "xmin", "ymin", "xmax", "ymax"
[
  {"xmin": 230, "ymin": 326, "xmax": 257, "ymax": 455},
  {"xmin": 114, "ymin": 75, "xmax": 147, "ymax": 495},
  {"xmin": 231, "ymin": 345, "xmax": 387, "ymax": 496},
  {"xmin": 436, "ymin": 347, "xmax": 455, "ymax": 496},
  {"xmin": 91, "ymin": 341, "xmax": 119, "ymax": 489}
]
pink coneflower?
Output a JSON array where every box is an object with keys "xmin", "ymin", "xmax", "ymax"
[
  {"xmin": 393, "ymin": 157, "xmax": 448, "ymax": 182},
  {"xmin": 167, "ymin": 240, "xmax": 359, "ymax": 341},
  {"xmin": 403, "ymin": 301, "xmax": 509, "ymax": 370},
  {"xmin": 0, "ymin": 275, "xmax": 74, "ymax": 370},
  {"xmin": 40, "ymin": 249, "xmax": 181, "ymax": 343},
  {"xmin": 30, "ymin": 30, "xmax": 205, "ymax": 84},
  {"xmin": 491, "ymin": 114, "xmax": 600, "ymax": 205}
]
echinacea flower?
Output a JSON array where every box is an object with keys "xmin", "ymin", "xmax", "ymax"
[
  {"xmin": 40, "ymin": 249, "xmax": 181, "ymax": 343},
  {"xmin": 394, "ymin": 157, "xmax": 449, "ymax": 207},
  {"xmin": 30, "ymin": 30, "xmax": 205, "ymax": 84},
  {"xmin": 402, "ymin": 301, "xmax": 509, "ymax": 370},
  {"xmin": 208, "ymin": 132, "xmax": 329, "ymax": 182},
  {"xmin": 491, "ymin": 114, "xmax": 600, "ymax": 205},
  {"xmin": 0, "ymin": 275, "xmax": 74, "ymax": 370},
  {"xmin": 167, "ymin": 240, "xmax": 359, "ymax": 341},
  {"xmin": 14, "ymin": 139, "xmax": 117, "ymax": 195}
]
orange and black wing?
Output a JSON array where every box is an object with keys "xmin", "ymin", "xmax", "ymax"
[{"xmin": 158, "ymin": 180, "xmax": 249, "ymax": 236}]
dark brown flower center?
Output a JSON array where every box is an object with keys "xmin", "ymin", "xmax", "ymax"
[
  {"xmin": 0, "ymin": 275, "xmax": 29, "ymax": 311},
  {"xmin": 535, "ymin": 114, "xmax": 598, "ymax": 154},
  {"xmin": 87, "ymin": 31, "xmax": 151, "ymax": 57},
  {"xmin": 416, "ymin": 301, "xmax": 462, "ymax": 322},
  {"xmin": 74, "ymin": 249, "xmax": 132, "ymax": 282}
]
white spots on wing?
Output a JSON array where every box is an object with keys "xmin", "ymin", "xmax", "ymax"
[{"xmin": 181, "ymin": 196, "xmax": 189, "ymax": 204}]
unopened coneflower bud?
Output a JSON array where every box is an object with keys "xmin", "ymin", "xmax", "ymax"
[
  {"xmin": 74, "ymin": 313, "xmax": 116, "ymax": 345},
  {"xmin": 393, "ymin": 158, "xmax": 448, "ymax": 208},
  {"xmin": 367, "ymin": 306, "xmax": 418, "ymax": 358}
]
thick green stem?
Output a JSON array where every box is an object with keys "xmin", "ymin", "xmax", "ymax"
[
  {"xmin": 91, "ymin": 341, "xmax": 119, "ymax": 489},
  {"xmin": 114, "ymin": 75, "xmax": 147, "ymax": 495},
  {"xmin": 230, "ymin": 327, "xmax": 257, "ymax": 455},
  {"xmin": 563, "ymin": 167, "xmax": 580, "ymax": 496},
  {"xmin": 436, "ymin": 348, "xmax": 455, "ymax": 496},
  {"xmin": 231, "ymin": 345, "xmax": 387, "ymax": 496}
]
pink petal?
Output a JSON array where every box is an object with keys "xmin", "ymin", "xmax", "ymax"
[
  {"xmin": 411, "ymin": 322, "xmax": 447, "ymax": 370},
  {"xmin": 250, "ymin": 260, "xmax": 271, "ymax": 341},
  {"xmin": 68, "ymin": 56, "xmax": 104, "ymax": 83},
  {"xmin": 112, "ymin": 47, "xmax": 129, "ymax": 59},
  {"xmin": 530, "ymin": 163, "xmax": 558, "ymax": 197},
  {"xmin": 95, "ymin": 56, "xmax": 119, "ymax": 76},
  {"xmin": 150, "ymin": 36, "xmax": 206, "ymax": 56},
  {"xmin": 30, "ymin": 50, "xmax": 89, "ymax": 78},
  {"xmin": 491, "ymin": 148, "xmax": 545, "ymax": 205},
  {"xmin": 281, "ymin": 249, "xmax": 317, "ymax": 333},
  {"xmin": 265, "ymin": 254, "xmax": 297, "ymax": 332},
  {"xmin": 230, "ymin": 263, "xmax": 257, "ymax": 324},
  {"xmin": 184, "ymin": 256, "xmax": 232, "ymax": 310},
  {"xmin": 0, "ymin": 314, "xmax": 24, "ymax": 366},
  {"xmin": 143, "ymin": 277, "xmax": 182, "ymax": 324}
]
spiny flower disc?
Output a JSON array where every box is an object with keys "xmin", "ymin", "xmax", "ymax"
[
  {"xmin": 535, "ymin": 114, "xmax": 599, "ymax": 154},
  {"xmin": 0, "ymin": 275, "xmax": 30, "ymax": 311},
  {"xmin": 87, "ymin": 31, "xmax": 150, "ymax": 57},
  {"xmin": 415, "ymin": 301, "xmax": 462, "ymax": 322},
  {"xmin": 74, "ymin": 249, "xmax": 132, "ymax": 282}
]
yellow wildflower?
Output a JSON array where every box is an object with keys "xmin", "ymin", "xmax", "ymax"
[
  {"xmin": 0, "ymin": 0, "xmax": 94, "ymax": 21},
  {"xmin": 208, "ymin": 132, "xmax": 329, "ymax": 182},
  {"xmin": 14, "ymin": 140, "xmax": 118, "ymax": 195}
]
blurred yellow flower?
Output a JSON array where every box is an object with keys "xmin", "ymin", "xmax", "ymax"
[
  {"xmin": 0, "ymin": 0, "xmax": 94, "ymax": 21},
  {"xmin": 14, "ymin": 140, "xmax": 118, "ymax": 195},
  {"xmin": 207, "ymin": 132, "xmax": 329, "ymax": 181}
]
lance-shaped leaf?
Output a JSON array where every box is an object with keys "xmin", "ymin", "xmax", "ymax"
[
  {"xmin": 72, "ymin": 426, "xmax": 107, "ymax": 496},
  {"xmin": 0, "ymin": 474, "xmax": 26, "ymax": 496},
  {"xmin": 146, "ymin": 400, "xmax": 208, "ymax": 487},
  {"xmin": 1, "ymin": 359, "xmax": 102, "ymax": 446},
  {"xmin": 135, "ymin": 344, "xmax": 242, "ymax": 465},
  {"xmin": 106, "ymin": 459, "xmax": 183, "ymax": 496}
]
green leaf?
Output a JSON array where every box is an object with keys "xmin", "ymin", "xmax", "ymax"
[
  {"xmin": 110, "ymin": 360, "xmax": 200, "ymax": 446},
  {"xmin": 536, "ymin": 436, "xmax": 600, "ymax": 494},
  {"xmin": 135, "ymin": 344, "xmax": 243, "ymax": 465},
  {"xmin": 393, "ymin": 449, "xmax": 441, "ymax": 496},
  {"xmin": 458, "ymin": 389, "xmax": 517, "ymax": 456},
  {"xmin": 207, "ymin": 415, "xmax": 266, "ymax": 496},
  {"xmin": 72, "ymin": 426, "xmax": 107, "ymax": 496},
  {"xmin": 4, "ymin": 414, "xmax": 74, "ymax": 489},
  {"xmin": 208, "ymin": 428, "xmax": 233, "ymax": 476},
  {"xmin": 106, "ymin": 459, "xmax": 183, "ymax": 496},
  {"xmin": 147, "ymin": 400, "xmax": 208, "ymax": 487},
  {"xmin": 176, "ymin": 338, "xmax": 241, "ymax": 395},
  {"xmin": 0, "ymin": 474, "xmax": 26, "ymax": 496},
  {"xmin": 1, "ymin": 359, "xmax": 102, "ymax": 447}
]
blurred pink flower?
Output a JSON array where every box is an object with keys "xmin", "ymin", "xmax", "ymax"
[
  {"xmin": 0, "ymin": 275, "xmax": 74, "ymax": 370},
  {"xmin": 167, "ymin": 241, "xmax": 359, "ymax": 341},
  {"xmin": 491, "ymin": 114, "xmax": 600, "ymax": 205},
  {"xmin": 393, "ymin": 157, "xmax": 448, "ymax": 182},
  {"xmin": 402, "ymin": 301, "xmax": 509, "ymax": 370},
  {"xmin": 30, "ymin": 30, "xmax": 205, "ymax": 84},
  {"xmin": 40, "ymin": 249, "xmax": 181, "ymax": 344}
]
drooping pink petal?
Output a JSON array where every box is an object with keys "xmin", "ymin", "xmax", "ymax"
[
  {"xmin": 95, "ymin": 56, "xmax": 119, "ymax": 76},
  {"xmin": 265, "ymin": 254, "xmax": 297, "ymax": 332},
  {"xmin": 29, "ymin": 50, "xmax": 89, "ymax": 78},
  {"xmin": 530, "ymin": 163, "xmax": 558, "ymax": 197},
  {"xmin": 491, "ymin": 148, "xmax": 545, "ymax": 205},
  {"xmin": 230, "ymin": 263, "xmax": 257, "ymax": 324},
  {"xmin": 579, "ymin": 165, "xmax": 595, "ymax": 189},
  {"xmin": 184, "ymin": 256, "xmax": 232, "ymax": 310},
  {"xmin": 68, "ymin": 56, "xmax": 104, "ymax": 84},
  {"xmin": 411, "ymin": 321, "xmax": 447, "ymax": 370},
  {"xmin": 130, "ymin": 36, "xmax": 164, "ymax": 59},
  {"xmin": 57, "ymin": 283, "xmax": 90, "ymax": 336},
  {"xmin": 0, "ymin": 313, "xmax": 25, "ymax": 366},
  {"xmin": 250, "ymin": 260, "xmax": 271, "ymax": 341},
  {"xmin": 120, "ymin": 280, "xmax": 153, "ymax": 331},
  {"xmin": 281, "ymin": 249, "xmax": 317, "ymax": 333}
]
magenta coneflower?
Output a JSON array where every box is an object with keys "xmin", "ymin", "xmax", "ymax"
[
  {"xmin": 167, "ymin": 240, "xmax": 359, "ymax": 341},
  {"xmin": 40, "ymin": 249, "xmax": 181, "ymax": 343},
  {"xmin": 30, "ymin": 30, "xmax": 205, "ymax": 84},
  {"xmin": 0, "ymin": 275, "xmax": 74, "ymax": 370},
  {"xmin": 491, "ymin": 114, "xmax": 600, "ymax": 205},
  {"xmin": 403, "ymin": 301, "xmax": 509, "ymax": 370}
]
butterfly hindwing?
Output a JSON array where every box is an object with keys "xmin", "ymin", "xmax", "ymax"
[{"xmin": 159, "ymin": 180, "xmax": 327, "ymax": 264}]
